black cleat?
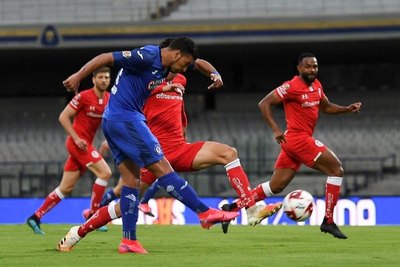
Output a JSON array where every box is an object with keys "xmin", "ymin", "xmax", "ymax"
[
  {"xmin": 320, "ymin": 217, "xmax": 348, "ymax": 239},
  {"xmin": 221, "ymin": 204, "xmax": 234, "ymax": 234}
]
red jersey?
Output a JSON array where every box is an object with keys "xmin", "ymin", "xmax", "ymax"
[
  {"xmin": 143, "ymin": 74, "xmax": 187, "ymax": 153},
  {"xmin": 274, "ymin": 76, "xmax": 325, "ymax": 136},
  {"xmin": 68, "ymin": 88, "xmax": 110, "ymax": 144}
]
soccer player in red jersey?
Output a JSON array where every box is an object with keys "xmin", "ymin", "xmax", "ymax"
[
  {"xmin": 223, "ymin": 52, "xmax": 361, "ymax": 238},
  {"xmin": 26, "ymin": 67, "xmax": 112, "ymax": 235}
]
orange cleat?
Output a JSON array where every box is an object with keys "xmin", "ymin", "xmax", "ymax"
[
  {"xmin": 118, "ymin": 238, "xmax": 148, "ymax": 254},
  {"xmin": 199, "ymin": 208, "xmax": 239, "ymax": 229}
]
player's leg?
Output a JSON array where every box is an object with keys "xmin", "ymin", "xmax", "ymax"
[
  {"xmin": 26, "ymin": 169, "xmax": 80, "ymax": 235},
  {"xmin": 86, "ymin": 158, "xmax": 112, "ymax": 216},
  {"xmin": 57, "ymin": 201, "xmax": 120, "ymax": 252},
  {"xmin": 100, "ymin": 176, "xmax": 122, "ymax": 207},
  {"xmin": 138, "ymin": 171, "xmax": 159, "ymax": 217},
  {"xmin": 147, "ymin": 157, "xmax": 239, "ymax": 229},
  {"xmin": 312, "ymin": 148, "xmax": 347, "ymax": 239}
]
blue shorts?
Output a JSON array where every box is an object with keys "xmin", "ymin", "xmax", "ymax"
[{"xmin": 102, "ymin": 118, "xmax": 164, "ymax": 167}]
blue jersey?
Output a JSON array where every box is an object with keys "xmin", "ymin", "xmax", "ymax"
[{"xmin": 103, "ymin": 45, "xmax": 168, "ymax": 121}]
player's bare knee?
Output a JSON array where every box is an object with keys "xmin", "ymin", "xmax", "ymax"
[{"xmin": 221, "ymin": 146, "xmax": 238, "ymax": 164}]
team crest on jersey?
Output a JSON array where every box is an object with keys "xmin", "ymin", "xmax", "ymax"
[
  {"xmin": 91, "ymin": 151, "xmax": 100, "ymax": 158},
  {"xmin": 154, "ymin": 144, "xmax": 162, "ymax": 155},
  {"xmin": 122, "ymin": 51, "xmax": 131, "ymax": 58},
  {"xmin": 315, "ymin": 140, "xmax": 324, "ymax": 147},
  {"xmin": 148, "ymin": 78, "xmax": 166, "ymax": 91}
]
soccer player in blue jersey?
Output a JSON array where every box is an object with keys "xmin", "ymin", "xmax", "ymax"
[{"xmin": 61, "ymin": 37, "xmax": 239, "ymax": 254}]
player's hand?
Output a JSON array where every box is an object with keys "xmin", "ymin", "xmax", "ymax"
[
  {"xmin": 74, "ymin": 137, "xmax": 88, "ymax": 152},
  {"xmin": 207, "ymin": 72, "xmax": 223, "ymax": 89},
  {"xmin": 162, "ymin": 83, "xmax": 185, "ymax": 95},
  {"xmin": 273, "ymin": 129, "xmax": 286, "ymax": 144},
  {"xmin": 348, "ymin": 102, "xmax": 362, "ymax": 113},
  {"xmin": 63, "ymin": 73, "xmax": 81, "ymax": 94}
]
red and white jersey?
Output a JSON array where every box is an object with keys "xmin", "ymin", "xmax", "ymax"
[
  {"xmin": 274, "ymin": 75, "xmax": 325, "ymax": 136},
  {"xmin": 68, "ymin": 88, "xmax": 110, "ymax": 143},
  {"xmin": 143, "ymin": 74, "xmax": 187, "ymax": 152}
]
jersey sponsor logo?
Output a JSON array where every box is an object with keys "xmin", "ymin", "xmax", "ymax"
[
  {"xmin": 148, "ymin": 78, "xmax": 166, "ymax": 91},
  {"xmin": 136, "ymin": 50, "xmax": 144, "ymax": 60},
  {"xmin": 89, "ymin": 106, "xmax": 95, "ymax": 111},
  {"xmin": 315, "ymin": 140, "xmax": 324, "ymax": 147},
  {"xmin": 122, "ymin": 51, "xmax": 131, "ymax": 58},
  {"xmin": 91, "ymin": 151, "xmax": 100, "ymax": 158},
  {"xmin": 301, "ymin": 101, "xmax": 320, "ymax": 107},
  {"xmin": 86, "ymin": 111, "xmax": 103, "ymax": 118},
  {"xmin": 302, "ymin": 94, "xmax": 308, "ymax": 99},
  {"xmin": 276, "ymin": 83, "xmax": 290, "ymax": 98},
  {"xmin": 155, "ymin": 92, "xmax": 183, "ymax": 100}
]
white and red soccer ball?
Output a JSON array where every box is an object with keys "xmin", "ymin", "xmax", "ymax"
[{"xmin": 283, "ymin": 189, "xmax": 314, "ymax": 222}]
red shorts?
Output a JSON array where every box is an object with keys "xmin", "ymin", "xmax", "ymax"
[
  {"xmin": 141, "ymin": 141, "xmax": 205, "ymax": 185},
  {"xmin": 275, "ymin": 131, "xmax": 327, "ymax": 171},
  {"xmin": 64, "ymin": 138, "xmax": 103, "ymax": 174}
]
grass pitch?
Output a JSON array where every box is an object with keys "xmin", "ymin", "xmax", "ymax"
[{"xmin": 0, "ymin": 224, "xmax": 399, "ymax": 267}]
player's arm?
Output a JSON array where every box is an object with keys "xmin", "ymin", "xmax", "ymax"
[
  {"xmin": 319, "ymin": 96, "xmax": 362, "ymax": 115},
  {"xmin": 63, "ymin": 53, "xmax": 114, "ymax": 94},
  {"xmin": 59, "ymin": 105, "xmax": 88, "ymax": 151},
  {"xmin": 192, "ymin": 59, "xmax": 223, "ymax": 89},
  {"xmin": 258, "ymin": 90, "xmax": 286, "ymax": 144}
]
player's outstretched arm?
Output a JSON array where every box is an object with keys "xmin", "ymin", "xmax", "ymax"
[
  {"xmin": 193, "ymin": 59, "xmax": 223, "ymax": 89},
  {"xmin": 319, "ymin": 96, "xmax": 362, "ymax": 114},
  {"xmin": 63, "ymin": 53, "xmax": 114, "ymax": 94}
]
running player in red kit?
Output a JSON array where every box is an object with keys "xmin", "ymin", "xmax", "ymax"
[
  {"xmin": 222, "ymin": 53, "xmax": 361, "ymax": 238},
  {"xmin": 26, "ymin": 67, "xmax": 112, "ymax": 235}
]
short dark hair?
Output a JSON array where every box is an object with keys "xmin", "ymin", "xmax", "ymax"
[
  {"xmin": 159, "ymin": 37, "xmax": 176, "ymax": 48},
  {"xmin": 169, "ymin": 37, "xmax": 198, "ymax": 60},
  {"xmin": 298, "ymin": 52, "xmax": 316, "ymax": 64},
  {"xmin": 92, "ymin": 66, "xmax": 111, "ymax": 77}
]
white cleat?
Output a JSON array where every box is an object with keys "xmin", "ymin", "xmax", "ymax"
[
  {"xmin": 246, "ymin": 202, "xmax": 283, "ymax": 226},
  {"xmin": 57, "ymin": 226, "xmax": 82, "ymax": 252}
]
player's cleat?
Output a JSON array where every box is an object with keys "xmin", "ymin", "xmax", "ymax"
[
  {"xmin": 199, "ymin": 208, "xmax": 239, "ymax": 229},
  {"xmin": 320, "ymin": 217, "xmax": 348, "ymax": 239},
  {"xmin": 118, "ymin": 238, "xmax": 148, "ymax": 254},
  {"xmin": 57, "ymin": 226, "xmax": 82, "ymax": 252},
  {"xmin": 139, "ymin": 203, "xmax": 155, "ymax": 217},
  {"xmin": 221, "ymin": 204, "xmax": 232, "ymax": 234},
  {"xmin": 26, "ymin": 214, "xmax": 45, "ymax": 235},
  {"xmin": 82, "ymin": 208, "xmax": 108, "ymax": 232},
  {"xmin": 247, "ymin": 202, "xmax": 283, "ymax": 226}
]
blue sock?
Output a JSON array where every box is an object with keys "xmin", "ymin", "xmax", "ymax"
[
  {"xmin": 140, "ymin": 180, "xmax": 160, "ymax": 204},
  {"xmin": 100, "ymin": 189, "xmax": 117, "ymax": 207},
  {"xmin": 157, "ymin": 172, "xmax": 208, "ymax": 213},
  {"xmin": 120, "ymin": 186, "xmax": 139, "ymax": 240}
]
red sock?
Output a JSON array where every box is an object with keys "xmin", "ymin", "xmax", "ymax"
[
  {"xmin": 251, "ymin": 184, "xmax": 267, "ymax": 202},
  {"xmin": 325, "ymin": 176, "xmax": 342, "ymax": 223},
  {"xmin": 90, "ymin": 178, "xmax": 108, "ymax": 214},
  {"xmin": 225, "ymin": 159, "xmax": 255, "ymax": 208},
  {"xmin": 78, "ymin": 206, "xmax": 112, "ymax": 237},
  {"xmin": 34, "ymin": 188, "xmax": 64, "ymax": 219}
]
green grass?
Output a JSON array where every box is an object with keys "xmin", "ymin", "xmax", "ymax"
[{"xmin": 0, "ymin": 224, "xmax": 399, "ymax": 267}]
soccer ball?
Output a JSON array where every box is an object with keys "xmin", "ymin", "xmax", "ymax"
[{"xmin": 283, "ymin": 189, "xmax": 314, "ymax": 222}]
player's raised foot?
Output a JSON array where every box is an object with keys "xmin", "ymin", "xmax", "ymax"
[
  {"xmin": 247, "ymin": 202, "xmax": 283, "ymax": 226},
  {"xmin": 57, "ymin": 226, "xmax": 82, "ymax": 252},
  {"xmin": 118, "ymin": 238, "xmax": 148, "ymax": 254},
  {"xmin": 320, "ymin": 217, "xmax": 348, "ymax": 239},
  {"xmin": 26, "ymin": 214, "xmax": 45, "ymax": 235},
  {"xmin": 199, "ymin": 208, "xmax": 239, "ymax": 229},
  {"xmin": 139, "ymin": 203, "xmax": 155, "ymax": 217}
]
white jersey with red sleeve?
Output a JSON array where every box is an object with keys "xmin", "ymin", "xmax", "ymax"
[
  {"xmin": 274, "ymin": 75, "xmax": 325, "ymax": 136},
  {"xmin": 68, "ymin": 89, "xmax": 110, "ymax": 144},
  {"xmin": 143, "ymin": 74, "xmax": 187, "ymax": 151}
]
